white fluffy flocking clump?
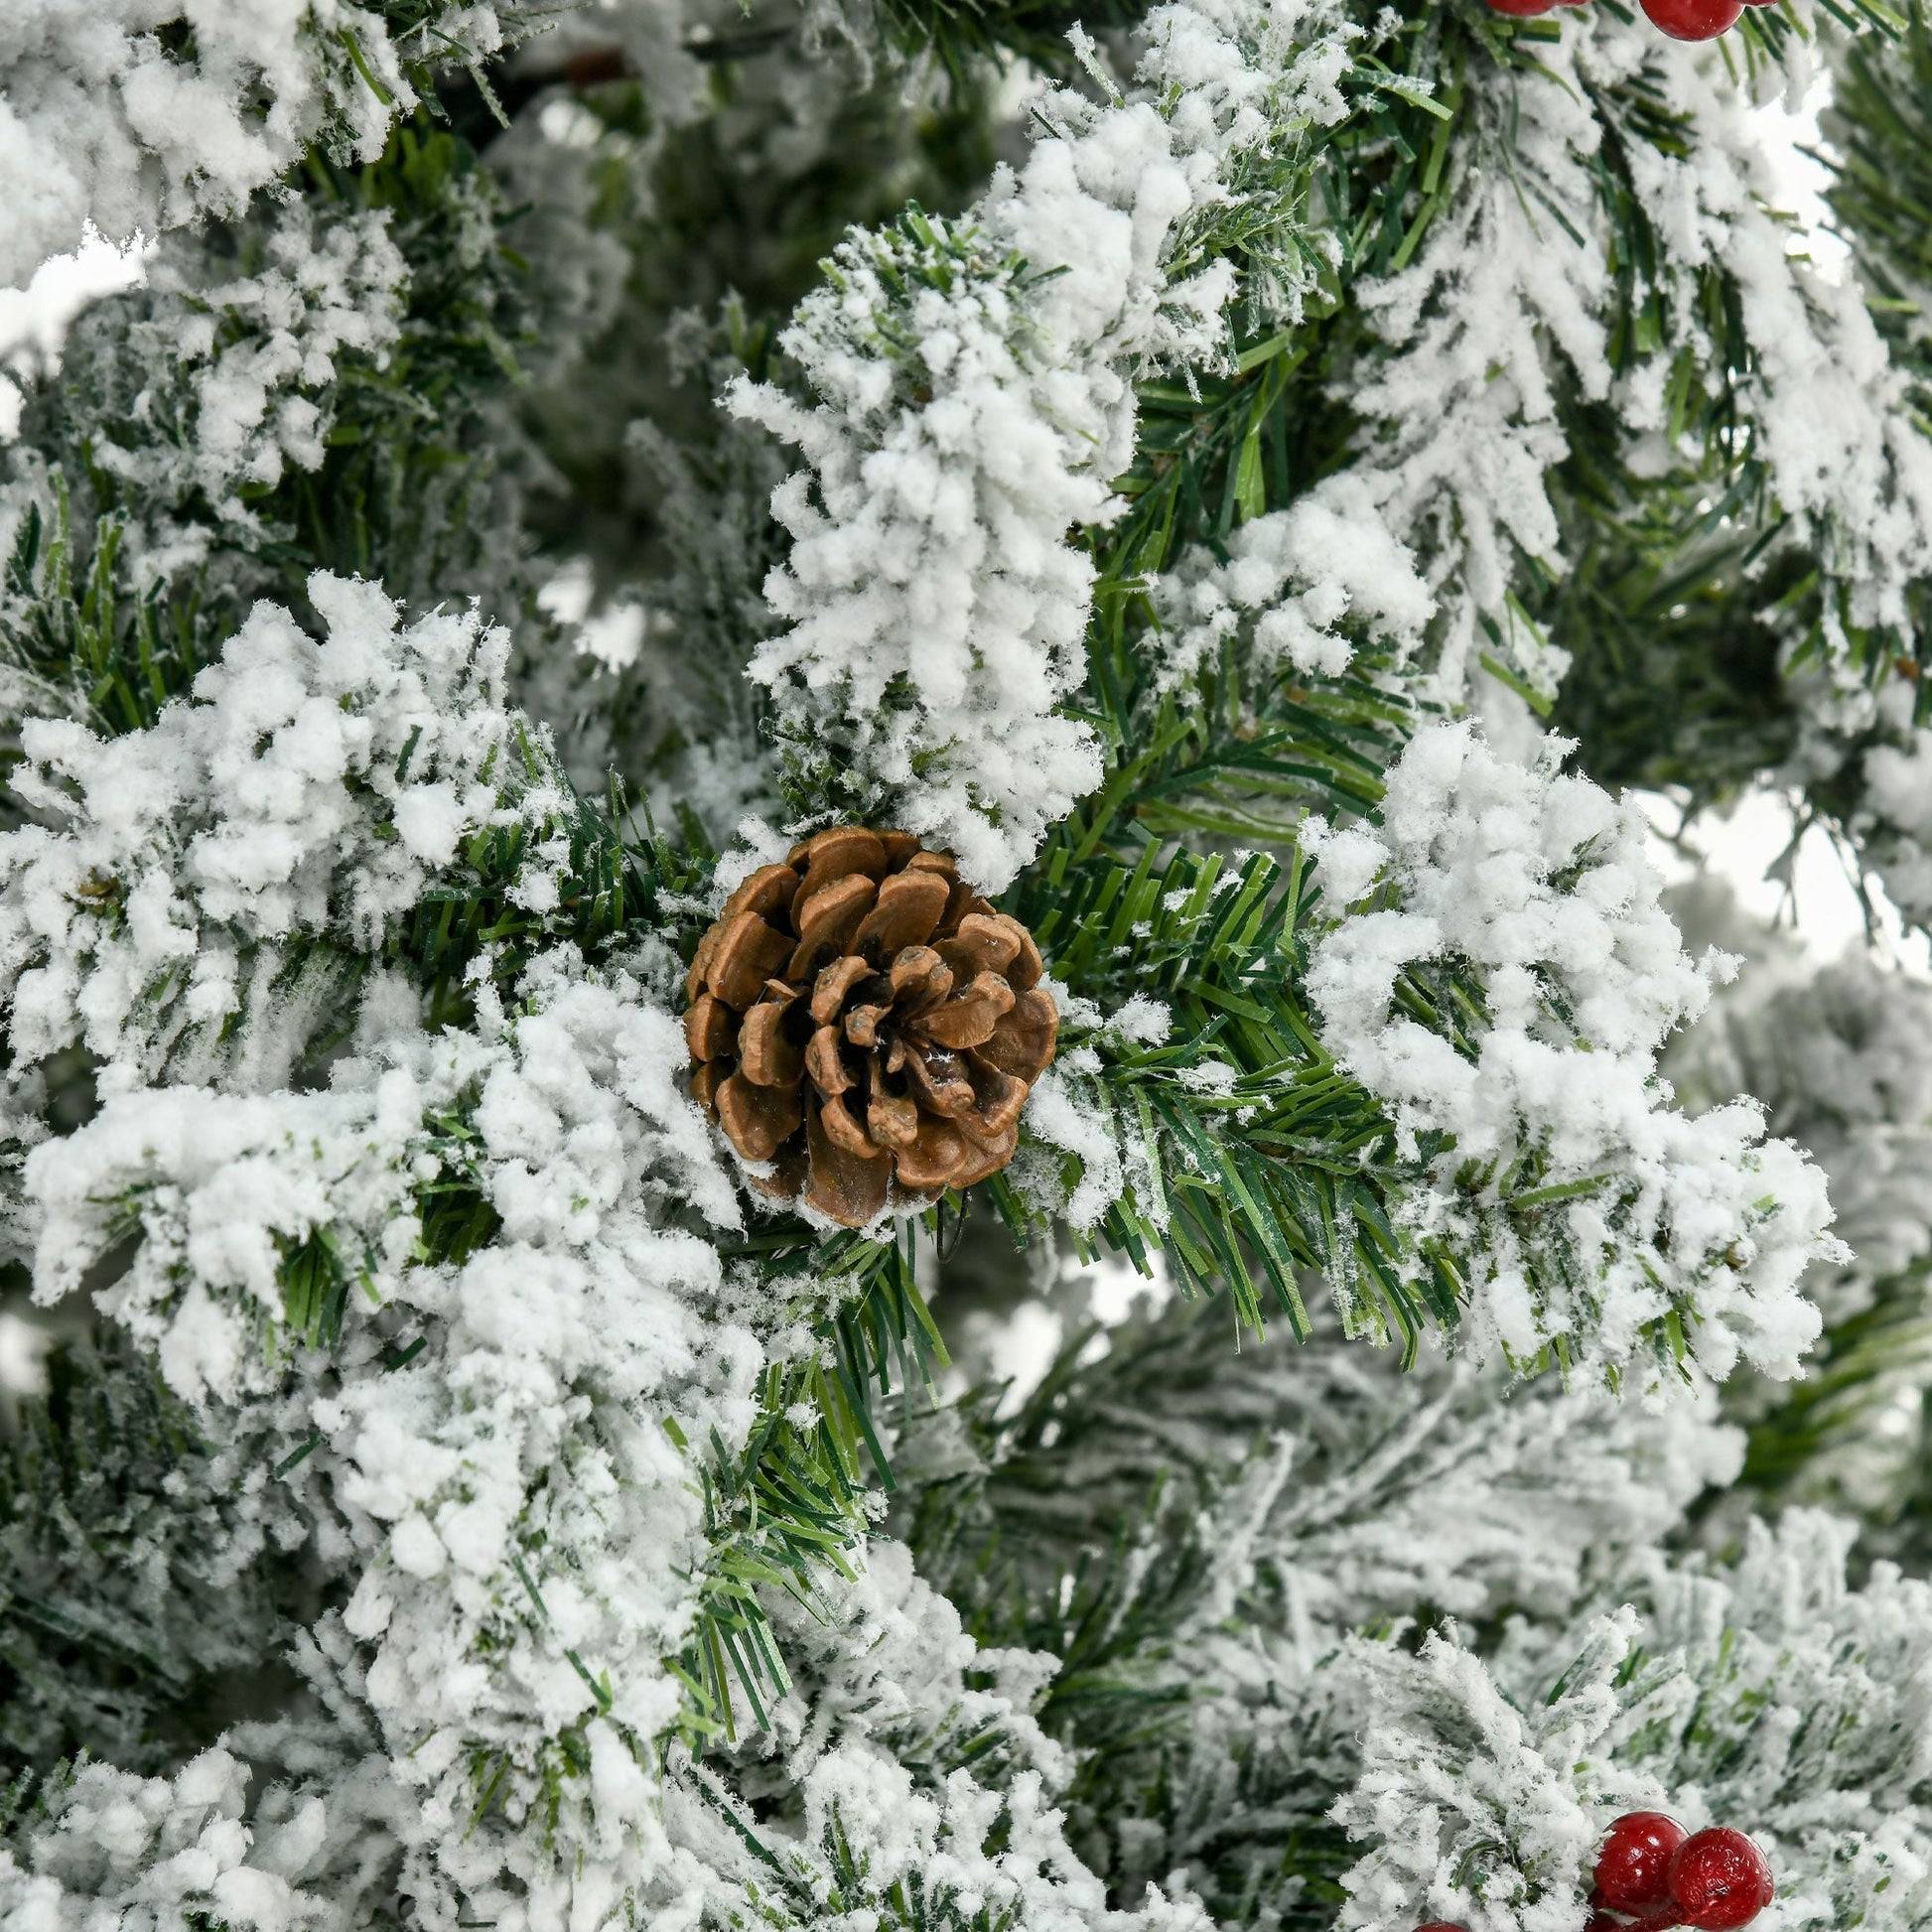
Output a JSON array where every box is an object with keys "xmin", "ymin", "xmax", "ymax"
[
  {"xmin": 1151, "ymin": 475, "xmax": 1436, "ymax": 688},
  {"xmin": 7, "ymin": 949, "xmax": 773, "ymax": 1932},
  {"xmin": 71, "ymin": 207, "xmax": 408, "ymax": 570},
  {"xmin": 734, "ymin": 0, "xmax": 1361, "ymax": 892},
  {"xmin": 0, "ymin": 1, "xmax": 550, "ymax": 292},
  {"xmin": 0, "ymin": 571, "xmax": 566, "ymax": 1120},
  {"xmin": 1307, "ymin": 721, "xmax": 1837, "ymax": 1385}
]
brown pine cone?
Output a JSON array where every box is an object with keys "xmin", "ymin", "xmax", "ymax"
[{"xmin": 682, "ymin": 827, "xmax": 1058, "ymax": 1227}]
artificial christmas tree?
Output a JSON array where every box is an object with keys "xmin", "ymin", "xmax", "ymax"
[{"xmin": 4, "ymin": 3, "xmax": 1932, "ymax": 1932}]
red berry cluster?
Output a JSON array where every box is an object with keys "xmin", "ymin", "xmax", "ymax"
[
  {"xmin": 1481, "ymin": 0, "xmax": 1773, "ymax": 44},
  {"xmin": 1406, "ymin": 1816, "xmax": 1773, "ymax": 1932},
  {"xmin": 1591, "ymin": 1815, "xmax": 1775, "ymax": 1932}
]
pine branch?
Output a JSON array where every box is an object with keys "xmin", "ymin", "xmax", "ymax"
[
  {"xmin": 1827, "ymin": 0, "xmax": 1932, "ymax": 324},
  {"xmin": 894, "ymin": 1304, "xmax": 1368, "ymax": 1924},
  {"xmin": 0, "ymin": 488, "xmax": 213, "ymax": 744},
  {"xmin": 0, "ymin": 1333, "xmax": 304, "ymax": 1783},
  {"xmin": 670, "ymin": 1226, "xmax": 949, "ymax": 1747},
  {"xmin": 998, "ymin": 834, "xmax": 1457, "ymax": 1356},
  {"xmin": 1, "ymin": 121, "xmax": 539, "ymax": 740}
]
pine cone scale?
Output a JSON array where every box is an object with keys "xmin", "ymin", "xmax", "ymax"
[
  {"xmin": 853, "ymin": 869, "xmax": 950, "ymax": 956},
  {"xmin": 977, "ymin": 989, "xmax": 1057, "ymax": 1076},
  {"xmin": 790, "ymin": 873, "xmax": 876, "ymax": 980},
  {"xmin": 683, "ymin": 994, "xmax": 737, "ymax": 1062},
  {"xmin": 685, "ymin": 826, "xmax": 1057, "ymax": 1224},
  {"xmin": 921, "ymin": 972, "xmax": 1014, "ymax": 1049},
  {"xmin": 805, "ymin": 1098, "xmax": 893, "ymax": 1223},
  {"xmin": 708, "ymin": 909, "xmax": 793, "ymax": 1008},
  {"xmin": 805, "ymin": 1026, "xmax": 851, "ymax": 1095},
  {"xmin": 714, "ymin": 1071, "xmax": 801, "ymax": 1162},
  {"xmin": 813, "ymin": 954, "xmax": 874, "ymax": 1021},
  {"xmin": 738, "ymin": 999, "xmax": 803, "ymax": 1086}
]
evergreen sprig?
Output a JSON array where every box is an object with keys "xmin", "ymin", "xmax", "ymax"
[
  {"xmin": 1734, "ymin": 1260, "xmax": 1932, "ymax": 1533},
  {"xmin": 0, "ymin": 122, "xmax": 539, "ymax": 757},
  {"xmin": 998, "ymin": 834, "xmax": 1455, "ymax": 1357},
  {"xmin": 672, "ymin": 1225, "xmax": 949, "ymax": 1746},
  {"xmin": 897, "ymin": 1302, "xmax": 1363, "ymax": 1925},
  {"xmin": 0, "ymin": 490, "xmax": 212, "ymax": 747},
  {"xmin": 1522, "ymin": 6, "xmax": 1927, "ymax": 798},
  {"xmin": 0, "ymin": 1334, "xmax": 304, "ymax": 1780},
  {"xmin": 1827, "ymin": 0, "xmax": 1932, "ymax": 330}
]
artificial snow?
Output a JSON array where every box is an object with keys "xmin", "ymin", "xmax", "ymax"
[{"xmin": 1308, "ymin": 720, "xmax": 1838, "ymax": 1385}]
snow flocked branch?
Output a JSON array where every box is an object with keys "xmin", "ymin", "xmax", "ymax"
[
  {"xmin": 894, "ymin": 1292, "xmax": 1747, "ymax": 1930},
  {"xmin": 1331, "ymin": 4, "xmax": 1932, "ymax": 702},
  {"xmin": 0, "ymin": 564, "xmax": 1211, "ymax": 1932},
  {"xmin": 984, "ymin": 492, "xmax": 1837, "ymax": 1389},
  {"xmin": 1307, "ymin": 719, "xmax": 1837, "ymax": 1388},
  {"xmin": 733, "ymin": 0, "xmax": 1368, "ymax": 893},
  {"xmin": 0, "ymin": 2, "xmax": 563, "ymax": 292},
  {"xmin": 0, "ymin": 572, "xmax": 576, "ymax": 1138},
  {"xmin": 1331, "ymin": 1510, "xmax": 1932, "ymax": 1932}
]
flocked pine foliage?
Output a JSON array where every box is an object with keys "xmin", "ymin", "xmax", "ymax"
[{"xmin": 4, "ymin": 0, "xmax": 1932, "ymax": 1930}]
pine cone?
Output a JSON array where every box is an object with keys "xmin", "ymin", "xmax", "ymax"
[{"xmin": 683, "ymin": 827, "xmax": 1057, "ymax": 1226}]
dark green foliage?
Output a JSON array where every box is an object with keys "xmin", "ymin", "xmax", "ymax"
[
  {"xmin": 0, "ymin": 488, "xmax": 212, "ymax": 748},
  {"xmin": 1089, "ymin": 2, "xmax": 1725, "ymax": 601},
  {"xmin": 1545, "ymin": 487, "xmax": 1802, "ymax": 804},
  {"xmin": 894, "ymin": 1299, "xmax": 1403, "ymax": 1926},
  {"xmin": 1782, "ymin": 3, "xmax": 1932, "ymax": 796},
  {"xmin": 569, "ymin": 306, "xmax": 791, "ymax": 818},
  {"xmin": 988, "ymin": 374, "xmax": 1478, "ymax": 1356},
  {"xmin": 0, "ymin": 1330, "xmax": 312, "ymax": 1783},
  {"xmin": 340, "ymin": 2, "xmax": 567, "ymax": 131},
  {"xmin": 1066, "ymin": 13, "xmax": 1467, "ymax": 598},
  {"xmin": 1056, "ymin": 0, "xmax": 1911, "ymax": 812},
  {"xmin": 1537, "ymin": 7, "xmax": 1927, "ymax": 795},
  {"xmin": 870, "ymin": 0, "xmax": 1156, "ymax": 82},
  {"xmin": 286, "ymin": 121, "xmax": 540, "ymax": 614},
  {"xmin": 388, "ymin": 768, "xmax": 714, "ymax": 1034},
  {"xmin": 673, "ymin": 1226, "xmax": 951, "ymax": 1747},
  {"xmin": 1737, "ymin": 1264, "xmax": 1932, "ymax": 1515},
  {"xmin": 1, "ymin": 119, "xmax": 543, "ymax": 745},
  {"xmin": 1545, "ymin": 0, "xmax": 1932, "ymax": 911},
  {"xmin": 998, "ymin": 834, "xmax": 1458, "ymax": 1356},
  {"xmin": 1535, "ymin": 60, "xmax": 1821, "ymax": 796},
  {"xmin": 1825, "ymin": 0, "xmax": 1932, "ymax": 345}
]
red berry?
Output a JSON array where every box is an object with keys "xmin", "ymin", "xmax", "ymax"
[
  {"xmin": 1596, "ymin": 1813, "xmax": 1690, "ymax": 1914},
  {"xmin": 1638, "ymin": 0, "xmax": 1742, "ymax": 36},
  {"xmin": 1481, "ymin": 0, "xmax": 1559, "ymax": 17},
  {"xmin": 1614, "ymin": 1911, "xmax": 1690, "ymax": 1932},
  {"xmin": 1414, "ymin": 1924, "xmax": 1471, "ymax": 1932},
  {"xmin": 1668, "ymin": 1829, "xmax": 1775, "ymax": 1931}
]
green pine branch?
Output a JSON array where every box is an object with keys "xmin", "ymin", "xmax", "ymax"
[
  {"xmin": 0, "ymin": 121, "xmax": 540, "ymax": 747},
  {"xmin": 895, "ymin": 1300, "xmax": 1365, "ymax": 1926},
  {"xmin": 0, "ymin": 487, "xmax": 213, "ymax": 746},
  {"xmin": 996, "ymin": 833, "xmax": 1458, "ymax": 1358},
  {"xmin": 0, "ymin": 1332, "xmax": 306, "ymax": 1784},
  {"xmin": 1734, "ymin": 1260, "xmax": 1932, "ymax": 1523},
  {"xmin": 669, "ymin": 1225, "xmax": 949, "ymax": 1747}
]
